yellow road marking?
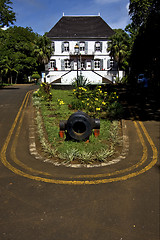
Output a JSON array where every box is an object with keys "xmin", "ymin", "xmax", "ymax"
[
  {"xmin": 0, "ymin": 91, "xmax": 30, "ymax": 158},
  {"xmin": 0, "ymin": 91, "xmax": 158, "ymax": 185},
  {"xmin": 139, "ymin": 121, "xmax": 158, "ymax": 165},
  {"xmin": 10, "ymin": 91, "xmax": 51, "ymax": 177},
  {"xmin": 71, "ymin": 121, "xmax": 148, "ymax": 179}
]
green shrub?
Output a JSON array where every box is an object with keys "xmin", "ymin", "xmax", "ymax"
[
  {"xmin": 71, "ymin": 85, "xmax": 123, "ymax": 119},
  {"xmin": 33, "ymin": 82, "xmax": 52, "ymax": 102}
]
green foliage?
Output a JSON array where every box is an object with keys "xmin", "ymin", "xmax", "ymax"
[
  {"xmin": 0, "ymin": 0, "xmax": 16, "ymax": 27},
  {"xmin": 127, "ymin": 0, "xmax": 160, "ymax": 85},
  {"xmin": 72, "ymin": 74, "xmax": 89, "ymax": 87},
  {"xmin": 70, "ymin": 86, "xmax": 123, "ymax": 119},
  {"xmin": 32, "ymin": 72, "xmax": 41, "ymax": 80},
  {"xmin": 0, "ymin": 27, "xmax": 52, "ymax": 83},
  {"xmin": 34, "ymin": 35, "xmax": 52, "ymax": 71},
  {"xmin": 34, "ymin": 83, "xmax": 52, "ymax": 102},
  {"xmin": 128, "ymin": 0, "xmax": 154, "ymax": 31},
  {"xmin": 33, "ymin": 89, "xmax": 121, "ymax": 164},
  {"xmin": 108, "ymin": 29, "xmax": 130, "ymax": 73}
]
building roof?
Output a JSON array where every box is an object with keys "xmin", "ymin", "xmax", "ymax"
[{"xmin": 47, "ymin": 16, "xmax": 114, "ymax": 39}]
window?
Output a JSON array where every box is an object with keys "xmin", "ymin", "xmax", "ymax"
[
  {"xmin": 95, "ymin": 42, "xmax": 102, "ymax": 52},
  {"xmin": 64, "ymin": 59, "xmax": 70, "ymax": 69},
  {"xmin": 50, "ymin": 60, "xmax": 56, "ymax": 69},
  {"xmin": 64, "ymin": 42, "xmax": 69, "ymax": 52},
  {"xmin": 81, "ymin": 61, "xmax": 85, "ymax": 70},
  {"xmin": 51, "ymin": 42, "xmax": 55, "ymax": 52},
  {"xmin": 94, "ymin": 59, "xmax": 100, "ymax": 69},
  {"xmin": 80, "ymin": 42, "xmax": 85, "ymax": 52}
]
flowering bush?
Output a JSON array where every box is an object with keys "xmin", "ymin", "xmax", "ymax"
[
  {"xmin": 34, "ymin": 83, "xmax": 52, "ymax": 102},
  {"xmin": 71, "ymin": 85, "xmax": 123, "ymax": 119}
]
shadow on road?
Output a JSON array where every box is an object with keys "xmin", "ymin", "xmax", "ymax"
[
  {"xmin": 117, "ymin": 85, "xmax": 160, "ymax": 121},
  {"xmin": 0, "ymin": 87, "xmax": 20, "ymax": 90}
]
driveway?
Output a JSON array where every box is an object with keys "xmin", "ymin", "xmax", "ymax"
[{"xmin": 0, "ymin": 85, "xmax": 159, "ymax": 240}]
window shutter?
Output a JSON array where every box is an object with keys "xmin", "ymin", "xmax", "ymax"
[
  {"xmin": 85, "ymin": 42, "xmax": 88, "ymax": 54},
  {"xmin": 107, "ymin": 59, "xmax": 110, "ymax": 69},
  {"xmin": 45, "ymin": 63, "xmax": 49, "ymax": 71},
  {"xmin": 91, "ymin": 60, "xmax": 94, "ymax": 70},
  {"xmin": 54, "ymin": 60, "xmax": 56, "ymax": 68},
  {"xmin": 94, "ymin": 42, "xmax": 96, "ymax": 52},
  {"xmin": 100, "ymin": 59, "xmax": 103, "ymax": 70},
  {"xmin": 61, "ymin": 59, "xmax": 65, "ymax": 70},
  {"xmin": 51, "ymin": 42, "xmax": 55, "ymax": 52},
  {"xmin": 61, "ymin": 42, "xmax": 64, "ymax": 53},
  {"xmin": 78, "ymin": 60, "xmax": 81, "ymax": 69},
  {"xmin": 70, "ymin": 61, "xmax": 74, "ymax": 70},
  {"xmin": 85, "ymin": 60, "xmax": 87, "ymax": 69},
  {"xmin": 100, "ymin": 42, "xmax": 102, "ymax": 52},
  {"xmin": 48, "ymin": 62, "xmax": 51, "ymax": 69}
]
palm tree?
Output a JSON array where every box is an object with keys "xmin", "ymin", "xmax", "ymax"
[
  {"xmin": 108, "ymin": 29, "xmax": 130, "ymax": 79},
  {"xmin": 34, "ymin": 35, "xmax": 52, "ymax": 69}
]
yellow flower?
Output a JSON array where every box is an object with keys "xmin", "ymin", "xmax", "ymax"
[
  {"xmin": 60, "ymin": 101, "xmax": 64, "ymax": 105},
  {"xmin": 102, "ymin": 101, "xmax": 106, "ymax": 105},
  {"xmin": 58, "ymin": 99, "xmax": 65, "ymax": 105},
  {"xmin": 95, "ymin": 98, "xmax": 98, "ymax": 101},
  {"xmin": 96, "ymin": 108, "xmax": 101, "ymax": 111}
]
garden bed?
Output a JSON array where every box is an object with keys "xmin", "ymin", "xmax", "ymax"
[{"xmin": 33, "ymin": 84, "xmax": 123, "ymax": 165}]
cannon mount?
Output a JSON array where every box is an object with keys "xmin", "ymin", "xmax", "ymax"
[{"xmin": 59, "ymin": 111, "xmax": 100, "ymax": 141}]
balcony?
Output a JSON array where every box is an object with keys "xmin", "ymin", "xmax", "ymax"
[{"xmin": 69, "ymin": 50, "xmax": 95, "ymax": 56}]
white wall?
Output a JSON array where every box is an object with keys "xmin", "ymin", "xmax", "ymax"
[
  {"xmin": 53, "ymin": 40, "xmax": 109, "ymax": 56},
  {"xmin": 61, "ymin": 71, "xmax": 102, "ymax": 85},
  {"xmin": 44, "ymin": 39, "xmax": 120, "ymax": 84},
  {"xmin": 50, "ymin": 39, "xmax": 111, "ymax": 71}
]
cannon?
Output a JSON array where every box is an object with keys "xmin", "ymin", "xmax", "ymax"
[{"xmin": 59, "ymin": 111, "xmax": 100, "ymax": 141}]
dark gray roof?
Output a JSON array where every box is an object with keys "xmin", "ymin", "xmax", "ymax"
[{"xmin": 47, "ymin": 16, "xmax": 114, "ymax": 39}]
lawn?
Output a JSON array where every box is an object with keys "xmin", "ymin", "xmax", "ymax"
[{"xmin": 33, "ymin": 85, "xmax": 122, "ymax": 165}]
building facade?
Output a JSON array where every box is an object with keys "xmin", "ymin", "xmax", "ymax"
[{"xmin": 43, "ymin": 15, "xmax": 123, "ymax": 85}]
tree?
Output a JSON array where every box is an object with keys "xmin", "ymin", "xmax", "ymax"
[
  {"xmin": 0, "ymin": 26, "xmax": 37, "ymax": 83},
  {"xmin": 0, "ymin": 0, "xmax": 16, "ymax": 28},
  {"xmin": 0, "ymin": 27, "xmax": 53, "ymax": 83},
  {"xmin": 107, "ymin": 29, "xmax": 130, "ymax": 78},
  {"xmin": 125, "ymin": 0, "xmax": 157, "ymax": 43},
  {"xmin": 128, "ymin": 0, "xmax": 160, "ymax": 85},
  {"xmin": 129, "ymin": 0, "xmax": 153, "ymax": 29},
  {"xmin": 34, "ymin": 34, "xmax": 52, "ymax": 72}
]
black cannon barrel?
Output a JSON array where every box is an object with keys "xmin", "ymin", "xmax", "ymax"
[{"xmin": 59, "ymin": 111, "xmax": 100, "ymax": 141}]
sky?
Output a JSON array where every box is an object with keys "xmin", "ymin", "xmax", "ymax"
[{"xmin": 12, "ymin": 0, "xmax": 131, "ymax": 35}]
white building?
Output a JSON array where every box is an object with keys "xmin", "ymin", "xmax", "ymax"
[{"xmin": 43, "ymin": 15, "xmax": 123, "ymax": 85}]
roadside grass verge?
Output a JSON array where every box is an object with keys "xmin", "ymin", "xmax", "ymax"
[{"xmin": 33, "ymin": 88, "xmax": 122, "ymax": 165}]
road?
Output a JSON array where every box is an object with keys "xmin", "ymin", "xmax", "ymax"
[{"xmin": 0, "ymin": 85, "xmax": 159, "ymax": 240}]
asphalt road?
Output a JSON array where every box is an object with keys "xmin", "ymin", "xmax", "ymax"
[{"xmin": 0, "ymin": 85, "xmax": 159, "ymax": 240}]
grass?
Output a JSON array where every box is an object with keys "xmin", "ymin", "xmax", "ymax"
[{"xmin": 33, "ymin": 89, "xmax": 122, "ymax": 165}]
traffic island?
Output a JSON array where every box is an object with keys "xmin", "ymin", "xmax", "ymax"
[{"xmin": 32, "ymin": 86, "xmax": 123, "ymax": 166}]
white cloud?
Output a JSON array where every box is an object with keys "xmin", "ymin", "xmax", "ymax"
[
  {"xmin": 95, "ymin": 0, "xmax": 121, "ymax": 4},
  {"xmin": 1, "ymin": 26, "xmax": 9, "ymax": 30},
  {"xmin": 126, "ymin": 2, "xmax": 130, "ymax": 12}
]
